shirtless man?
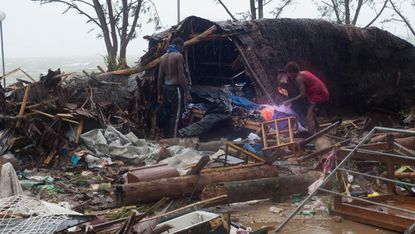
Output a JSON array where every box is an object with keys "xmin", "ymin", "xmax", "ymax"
[
  {"xmin": 282, "ymin": 62, "xmax": 329, "ymax": 134},
  {"xmin": 158, "ymin": 38, "xmax": 191, "ymax": 138}
]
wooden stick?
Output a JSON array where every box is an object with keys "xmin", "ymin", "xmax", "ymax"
[
  {"xmin": 117, "ymin": 197, "xmax": 169, "ymax": 234},
  {"xmin": 27, "ymin": 98, "xmax": 59, "ymax": 109},
  {"xmin": 31, "ymin": 109, "xmax": 80, "ymax": 125},
  {"xmin": 141, "ymin": 195, "xmax": 228, "ymax": 222},
  {"xmin": 16, "ymin": 85, "xmax": 31, "ymax": 128},
  {"xmin": 75, "ymin": 120, "xmax": 84, "ymax": 144},
  {"xmin": 226, "ymin": 142, "xmax": 265, "ymax": 162},
  {"xmin": 184, "ymin": 25, "xmax": 217, "ymax": 47},
  {"xmin": 43, "ymin": 149, "xmax": 57, "ymax": 166},
  {"xmin": 57, "ymin": 73, "xmax": 75, "ymax": 86},
  {"xmin": 97, "ymin": 65, "xmax": 106, "ymax": 73},
  {"xmin": 56, "ymin": 113, "xmax": 76, "ymax": 118},
  {"xmin": 186, "ymin": 156, "xmax": 210, "ymax": 175},
  {"xmin": 19, "ymin": 69, "xmax": 36, "ymax": 82},
  {"xmin": 111, "ymin": 25, "xmax": 218, "ymax": 76},
  {"xmin": 0, "ymin": 68, "xmax": 20, "ymax": 81}
]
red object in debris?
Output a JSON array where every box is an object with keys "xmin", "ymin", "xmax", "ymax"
[
  {"xmin": 126, "ymin": 164, "xmax": 180, "ymax": 183},
  {"xmin": 260, "ymin": 107, "xmax": 274, "ymax": 121}
]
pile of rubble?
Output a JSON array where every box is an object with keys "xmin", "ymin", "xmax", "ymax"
[
  {"xmin": 0, "ymin": 68, "xmax": 142, "ymax": 169},
  {"xmin": 1, "ymin": 15, "xmax": 415, "ymax": 233},
  {"xmin": 1, "ymin": 68, "xmax": 415, "ymax": 233}
]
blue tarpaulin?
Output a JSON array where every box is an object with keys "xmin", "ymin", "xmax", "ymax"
[{"xmin": 231, "ymin": 95, "xmax": 260, "ymax": 110}]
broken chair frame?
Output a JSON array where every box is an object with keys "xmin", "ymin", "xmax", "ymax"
[{"xmin": 261, "ymin": 116, "xmax": 300, "ymax": 157}]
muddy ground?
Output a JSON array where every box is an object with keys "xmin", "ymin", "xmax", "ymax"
[{"xmin": 213, "ymin": 198, "xmax": 397, "ymax": 234}]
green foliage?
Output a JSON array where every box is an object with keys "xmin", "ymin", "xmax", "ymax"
[{"xmin": 104, "ymin": 54, "xmax": 118, "ymax": 72}]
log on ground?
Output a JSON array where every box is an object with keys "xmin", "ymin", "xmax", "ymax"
[
  {"xmin": 114, "ymin": 165, "xmax": 279, "ymax": 205},
  {"xmin": 201, "ymin": 172, "xmax": 321, "ymax": 204}
]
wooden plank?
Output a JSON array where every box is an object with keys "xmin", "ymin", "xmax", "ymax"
[
  {"xmin": 43, "ymin": 150, "xmax": 57, "ymax": 166},
  {"xmin": 16, "ymin": 85, "xmax": 31, "ymax": 128},
  {"xmin": 261, "ymin": 122, "xmax": 268, "ymax": 148},
  {"xmin": 333, "ymin": 201, "xmax": 414, "ymax": 232},
  {"xmin": 0, "ymin": 68, "xmax": 20, "ymax": 81},
  {"xmin": 31, "ymin": 109, "xmax": 80, "ymax": 125},
  {"xmin": 75, "ymin": 120, "xmax": 84, "ymax": 144},
  {"xmin": 226, "ymin": 142, "xmax": 265, "ymax": 163}
]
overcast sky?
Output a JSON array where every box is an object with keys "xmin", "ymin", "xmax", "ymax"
[{"xmin": 0, "ymin": 0, "xmax": 414, "ymax": 60}]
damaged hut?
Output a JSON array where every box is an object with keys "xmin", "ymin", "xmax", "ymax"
[{"xmin": 117, "ymin": 16, "xmax": 415, "ymax": 135}]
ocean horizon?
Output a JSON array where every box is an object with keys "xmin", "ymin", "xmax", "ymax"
[{"xmin": 2, "ymin": 55, "xmax": 138, "ymax": 85}]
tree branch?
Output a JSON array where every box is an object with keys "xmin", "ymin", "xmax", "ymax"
[
  {"xmin": 352, "ymin": 0, "xmax": 363, "ymax": 25},
  {"xmin": 273, "ymin": 0, "xmax": 293, "ymax": 18},
  {"xmin": 126, "ymin": 0, "xmax": 143, "ymax": 43},
  {"xmin": 72, "ymin": 0, "xmax": 95, "ymax": 9},
  {"xmin": 389, "ymin": 0, "xmax": 415, "ymax": 36},
  {"xmin": 33, "ymin": 0, "xmax": 102, "ymax": 28},
  {"xmin": 263, "ymin": 0, "xmax": 274, "ymax": 7},
  {"xmin": 364, "ymin": 0, "xmax": 388, "ymax": 28},
  {"xmin": 106, "ymin": 0, "xmax": 118, "ymax": 54},
  {"xmin": 217, "ymin": 0, "xmax": 238, "ymax": 21},
  {"xmin": 327, "ymin": 0, "xmax": 342, "ymax": 23}
]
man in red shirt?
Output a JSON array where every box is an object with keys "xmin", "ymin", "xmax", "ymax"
[{"xmin": 282, "ymin": 62, "xmax": 329, "ymax": 134}]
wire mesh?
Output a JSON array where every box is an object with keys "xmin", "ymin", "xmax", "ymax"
[{"xmin": 0, "ymin": 195, "xmax": 81, "ymax": 234}]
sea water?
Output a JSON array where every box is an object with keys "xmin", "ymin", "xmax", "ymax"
[{"xmin": 2, "ymin": 55, "xmax": 137, "ymax": 85}]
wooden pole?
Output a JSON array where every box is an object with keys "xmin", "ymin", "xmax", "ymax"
[
  {"xmin": 114, "ymin": 165, "xmax": 279, "ymax": 205},
  {"xmin": 111, "ymin": 26, "xmax": 218, "ymax": 76},
  {"xmin": 201, "ymin": 172, "xmax": 321, "ymax": 204},
  {"xmin": 16, "ymin": 84, "xmax": 31, "ymax": 128}
]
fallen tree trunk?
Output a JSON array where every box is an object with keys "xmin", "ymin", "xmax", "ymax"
[
  {"xmin": 201, "ymin": 172, "xmax": 321, "ymax": 203},
  {"xmin": 114, "ymin": 165, "xmax": 279, "ymax": 205}
]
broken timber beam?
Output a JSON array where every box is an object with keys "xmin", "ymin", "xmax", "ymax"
[
  {"xmin": 186, "ymin": 156, "xmax": 210, "ymax": 175},
  {"xmin": 114, "ymin": 165, "xmax": 278, "ymax": 205},
  {"xmin": 301, "ymin": 121, "xmax": 341, "ymax": 146},
  {"xmin": 111, "ymin": 25, "xmax": 218, "ymax": 76},
  {"xmin": 201, "ymin": 172, "xmax": 321, "ymax": 204}
]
